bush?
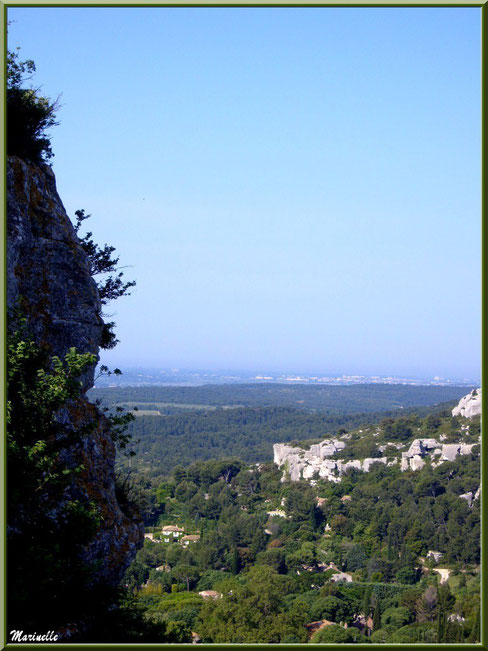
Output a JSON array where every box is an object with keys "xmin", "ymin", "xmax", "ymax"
[
  {"xmin": 311, "ymin": 624, "xmax": 368, "ymax": 643},
  {"xmin": 7, "ymin": 48, "xmax": 58, "ymax": 162},
  {"xmin": 389, "ymin": 622, "xmax": 436, "ymax": 643},
  {"xmin": 7, "ymin": 329, "xmax": 102, "ymax": 631},
  {"xmin": 370, "ymin": 628, "xmax": 390, "ymax": 643},
  {"xmin": 381, "ymin": 606, "xmax": 412, "ymax": 629}
]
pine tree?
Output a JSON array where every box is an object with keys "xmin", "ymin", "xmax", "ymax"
[
  {"xmin": 231, "ymin": 547, "xmax": 241, "ymax": 575},
  {"xmin": 372, "ymin": 599, "xmax": 381, "ymax": 631},
  {"xmin": 363, "ymin": 587, "xmax": 372, "ymax": 618},
  {"xmin": 387, "ymin": 533, "xmax": 394, "ymax": 561},
  {"xmin": 437, "ymin": 608, "xmax": 446, "ymax": 642}
]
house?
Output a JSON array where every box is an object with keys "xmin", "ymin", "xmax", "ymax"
[
  {"xmin": 340, "ymin": 495, "xmax": 352, "ymax": 502},
  {"xmin": 318, "ymin": 561, "xmax": 338, "ymax": 572},
  {"xmin": 427, "ymin": 550, "xmax": 443, "ymax": 563},
  {"xmin": 181, "ymin": 534, "xmax": 201, "ymax": 546},
  {"xmin": 198, "ymin": 590, "xmax": 222, "ymax": 600},
  {"xmin": 161, "ymin": 525, "xmax": 185, "ymax": 542},
  {"xmin": 350, "ymin": 614, "xmax": 373, "ymax": 634},
  {"xmin": 155, "ymin": 565, "xmax": 171, "ymax": 572},
  {"xmin": 144, "ymin": 532, "xmax": 155, "ymax": 541}
]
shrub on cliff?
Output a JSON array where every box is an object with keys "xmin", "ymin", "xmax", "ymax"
[
  {"xmin": 7, "ymin": 48, "xmax": 59, "ymax": 163},
  {"xmin": 73, "ymin": 208, "xmax": 136, "ymax": 349},
  {"xmin": 7, "ymin": 325, "xmax": 103, "ymax": 631}
]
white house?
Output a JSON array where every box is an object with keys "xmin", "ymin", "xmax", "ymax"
[
  {"xmin": 161, "ymin": 525, "xmax": 185, "ymax": 542},
  {"xmin": 181, "ymin": 534, "xmax": 201, "ymax": 547}
]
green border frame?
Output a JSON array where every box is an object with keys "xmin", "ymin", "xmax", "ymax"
[{"xmin": 0, "ymin": 2, "xmax": 485, "ymax": 650}]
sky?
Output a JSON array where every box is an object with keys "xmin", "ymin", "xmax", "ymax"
[{"xmin": 7, "ymin": 7, "xmax": 481, "ymax": 380}]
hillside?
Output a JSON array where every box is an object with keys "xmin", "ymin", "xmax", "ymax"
[
  {"xmin": 121, "ymin": 405, "xmax": 480, "ymax": 644},
  {"xmin": 90, "ymin": 384, "xmax": 471, "ymax": 477}
]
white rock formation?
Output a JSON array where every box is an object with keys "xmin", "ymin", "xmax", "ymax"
[
  {"xmin": 401, "ymin": 439, "xmax": 438, "ymax": 471},
  {"xmin": 330, "ymin": 571, "xmax": 353, "ymax": 583},
  {"xmin": 399, "ymin": 438, "xmax": 477, "ymax": 471},
  {"xmin": 441, "ymin": 443, "xmax": 475, "ymax": 462},
  {"xmin": 460, "ymin": 492, "xmax": 473, "ymax": 507},
  {"xmin": 275, "ymin": 431, "xmax": 479, "ymax": 481},
  {"xmin": 362, "ymin": 457, "xmax": 387, "ymax": 472},
  {"xmin": 273, "ymin": 439, "xmax": 387, "ymax": 482},
  {"xmin": 452, "ymin": 389, "xmax": 481, "ymax": 418}
]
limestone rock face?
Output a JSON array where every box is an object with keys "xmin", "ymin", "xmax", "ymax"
[
  {"xmin": 459, "ymin": 492, "xmax": 473, "ymax": 508},
  {"xmin": 400, "ymin": 437, "xmax": 476, "ymax": 472},
  {"xmin": 275, "ymin": 432, "xmax": 479, "ymax": 481},
  {"xmin": 452, "ymin": 389, "xmax": 481, "ymax": 418},
  {"xmin": 7, "ymin": 156, "xmax": 143, "ymax": 589},
  {"xmin": 7, "ymin": 155, "xmax": 103, "ymax": 389},
  {"xmin": 273, "ymin": 438, "xmax": 387, "ymax": 482}
]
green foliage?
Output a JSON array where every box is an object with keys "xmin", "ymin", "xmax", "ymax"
[
  {"xmin": 389, "ymin": 621, "xmax": 437, "ymax": 643},
  {"xmin": 91, "ymin": 382, "xmax": 473, "ymax": 477},
  {"xmin": 7, "ymin": 329, "xmax": 103, "ymax": 630},
  {"xmin": 382, "ymin": 605, "xmax": 412, "ymax": 629},
  {"xmin": 91, "ymin": 383, "xmax": 472, "ymax": 412},
  {"xmin": 116, "ymin": 402, "xmax": 479, "ymax": 643},
  {"xmin": 74, "ymin": 209, "xmax": 136, "ymax": 307},
  {"xmin": 73, "ymin": 209, "xmax": 136, "ymax": 350},
  {"xmin": 311, "ymin": 624, "xmax": 368, "ymax": 643},
  {"xmin": 197, "ymin": 566, "xmax": 308, "ymax": 643},
  {"xmin": 7, "ymin": 48, "xmax": 58, "ymax": 162}
]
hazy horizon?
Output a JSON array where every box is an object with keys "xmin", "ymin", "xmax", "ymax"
[
  {"xmin": 8, "ymin": 7, "xmax": 481, "ymax": 380},
  {"xmin": 94, "ymin": 364, "xmax": 480, "ymax": 385}
]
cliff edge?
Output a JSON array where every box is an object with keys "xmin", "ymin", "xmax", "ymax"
[{"xmin": 7, "ymin": 155, "xmax": 143, "ymax": 598}]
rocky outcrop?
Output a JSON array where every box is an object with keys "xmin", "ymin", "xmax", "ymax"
[
  {"xmin": 7, "ymin": 155, "xmax": 103, "ymax": 389},
  {"xmin": 459, "ymin": 486, "xmax": 481, "ymax": 508},
  {"xmin": 275, "ymin": 434, "xmax": 479, "ymax": 482},
  {"xmin": 7, "ymin": 156, "xmax": 143, "ymax": 589},
  {"xmin": 400, "ymin": 438, "xmax": 476, "ymax": 471},
  {"xmin": 273, "ymin": 440, "xmax": 387, "ymax": 482},
  {"xmin": 452, "ymin": 389, "xmax": 481, "ymax": 418}
]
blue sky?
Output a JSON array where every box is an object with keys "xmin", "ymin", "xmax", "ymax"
[{"xmin": 8, "ymin": 7, "xmax": 481, "ymax": 379}]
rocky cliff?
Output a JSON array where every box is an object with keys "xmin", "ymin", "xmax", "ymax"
[
  {"xmin": 452, "ymin": 388, "xmax": 482, "ymax": 418},
  {"xmin": 274, "ymin": 434, "xmax": 479, "ymax": 482},
  {"xmin": 273, "ymin": 439, "xmax": 390, "ymax": 482},
  {"xmin": 7, "ymin": 155, "xmax": 143, "ymax": 591}
]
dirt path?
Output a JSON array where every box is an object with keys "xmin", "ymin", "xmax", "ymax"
[{"xmin": 433, "ymin": 568, "xmax": 451, "ymax": 584}]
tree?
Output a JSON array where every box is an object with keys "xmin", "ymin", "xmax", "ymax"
[
  {"xmin": 7, "ymin": 329, "xmax": 103, "ymax": 631},
  {"xmin": 311, "ymin": 624, "xmax": 366, "ymax": 644},
  {"xmin": 231, "ymin": 547, "xmax": 241, "ymax": 575},
  {"xmin": 74, "ymin": 209, "xmax": 136, "ymax": 306},
  {"xmin": 197, "ymin": 566, "xmax": 306, "ymax": 643},
  {"xmin": 73, "ymin": 209, "xmax": 136, "ymax": 349},
  {"xmin": 171, "ymin": 564, "xmax": 200, "ymax": 592},
  {"xmin": 7, "ymin": 47, "xmax": 59, "ymax": 162},
  {"xmin": 415, "ymin": 585, "xmax": 438, "ymax": 622},
  {"xmin": 345, "ymin": 544, "xmax": 368, "ymax": 572},
  {"xmin": 372, "ymin": 599, "xmax": 382, "ymax": 631},
  {"xmin": 310, "ymin": 596, "xmax": 348, "ymax": 623}
]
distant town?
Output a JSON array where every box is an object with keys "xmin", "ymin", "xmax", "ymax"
[{"xmin": 95, "ymin": 367, "xmax": 479, "ymax": 388}]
